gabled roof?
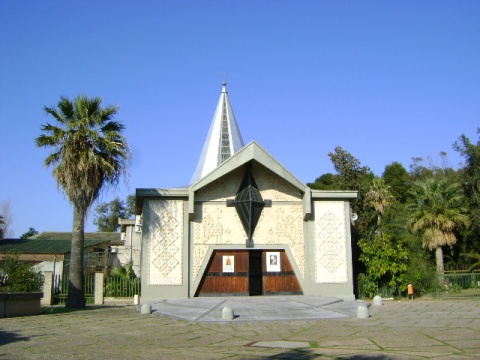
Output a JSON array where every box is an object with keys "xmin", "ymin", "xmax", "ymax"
[
  {"xmin": 188, "ymin": 141, "xmax": 309, "ymax": 217},
  {"xmin": 30, "ymin": 232, "xmax": 119, "ymax": 242},
  {"xmin": 190, "ymin": 141, "xmax": 306, "ymax": 193},
  {"xmin": 190, "ymin": 82, "xmax": 244, "ymax": 184},
  {"xmin": 0, "ymin": 239, "xmax": 108, "ymax": 255}
]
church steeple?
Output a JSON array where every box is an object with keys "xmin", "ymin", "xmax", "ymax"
[{"xmin": 191, "ymin": 82, "xmax": 244, "ymax": 184}]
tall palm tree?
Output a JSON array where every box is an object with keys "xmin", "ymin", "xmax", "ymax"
[
  {"xmin": 366, "ymin": 178, "xmax": 394, "ymax": 226},
  {"xmin": 407, "ymin": 178, "xmax": 469, "ymax": 272},
  {"xmin": 36, "ymin": 95, "xmax": 129, "ymax": 308}
]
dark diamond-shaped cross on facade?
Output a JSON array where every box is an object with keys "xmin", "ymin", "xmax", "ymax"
[{"xmin": 227, "ymin": 165, "xmax": 271, "ymax": 247}]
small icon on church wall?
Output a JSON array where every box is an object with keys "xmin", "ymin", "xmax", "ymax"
[
  {"xmin": 223, "ymin": 255, "xmax": 234, "ymax": 273},
  {"xmin": 266, "ymin": 252, "xmax": 281, "ymax": 272}
]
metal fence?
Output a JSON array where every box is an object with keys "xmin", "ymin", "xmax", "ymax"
[
  {"xmin": 357, "ymin": 270, "xmax": 480, "ymax": 300},
  {"xmin": 52, "ymin": 274, "xmax": 141, "ymax": 304},
  {"xmin": 104, "ymin": 276, "xmax": 141, "ymax": 298},
  {"xmin": 53, "ymin": 274, "xmax": 95, "ymax": 304},
  {"xmin": 433, "ymin": 272, "xmax": 480, "ymax": 298}
]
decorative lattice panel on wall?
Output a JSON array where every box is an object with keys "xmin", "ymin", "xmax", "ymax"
[
  {"xmin": 146, "ymin": 200, "xmax": 184, "ymax": 286},
  {"xmin": 314, "ymin": 201, "xmax": 348, "ymax": 284}
]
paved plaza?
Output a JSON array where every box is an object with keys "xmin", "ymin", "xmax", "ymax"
[{"xmin": 0, "ymin": 297, "xmax": 479, "ymax": 359}]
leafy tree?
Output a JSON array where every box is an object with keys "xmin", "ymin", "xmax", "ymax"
[
  {"xmin": 307, "ymin": 173, "xmax": 339, "ymax": 190},
  {"xmin": 382, "ymin": 162, "xmax": 411, "ymax": 203},
  {"xmin": 326, "ymin": 146, "xmax": 375, "ymax": 235},
  {"xmin": 357, "ymin": 232, "xmax": 409, "ymax": 297},
  {"xmin": 452, "ymin": 130, "xmax": 480, "ymax": 261},
  {"xmin": 410, "ymin": 153, "xmax": 459, "ymax": 182},
  {"xmin": 454, "ymin": 130, "xmax": 480, "ymax": 202},
  {"xmin": 94, "ymin": 197, "xmax": 128, "ymax": 232},
  {"xmin": 94, "ymin": 194, "xmax": 136, "ymax": 232},
  {"xmin": 35, "ymin": 95, "xmax": 130, "ymax": 308},
  {"xmin": 0, "ymin": 200, "xmax": 14, "ymax": 238},
  {"xmin": 407, "ymin": 178, "xmax": 470, "ymax": 272},
  {"xmin": 328, "ymin": 146, "xmax": 371, "ymax": 190},
  {"xmin": 0, "ymin": 254, "xmax": 44, "ymax": 292},
  {"xmin": 126, "ymin": 194, "xmax": 136, "ymax": 216},
  {"xmin": 0, "ymin": 215, "xmax": 4, "ymax": 240},
  {"xmin": 20, "ymin": 227, "xmax": 39, "ymax": 239}
]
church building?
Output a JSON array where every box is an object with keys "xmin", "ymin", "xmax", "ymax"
[{"xmin": 136, "ymin": 83, "xmax": 357, "ymax": 302}]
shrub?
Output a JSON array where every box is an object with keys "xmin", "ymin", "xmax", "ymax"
[
  {"xmin": 358, "ymin": 232, "xmax": 409, "ymax": 297},
  {"xmin": 0, "ymin": 254, "xmax": 44, "ymax": 292}
]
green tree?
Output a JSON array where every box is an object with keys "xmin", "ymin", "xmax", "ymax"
[
  {"xmin": 94, "ymin": 194, "xmax": 136, "ymax": 232},
  {"xmin": 0, "ymin": 200, "xmax": 13, "ymax": 238},
  {"xmin": 307, "ymin": 173, "xmax": 339, "ymax": 190},
  {"xmin": 365, "ymin": 178, "xmax": 394, "ymax": 227},
  {"xmin": 326, "ymin": 146, "xmax": 374, "ymax": 234},
  {"xmin": 382, "ymin": 162, "xmax": 411, "ymax": 203},
  {"xmin": 454, "ymin": 130, "xmax": 480, "ymax": 256},
  {"xmin": 454, "ymin": 129, "xmax": 480, "ymax": 202},
  {"xmin": 94, "ymin": 197, "xmax": 128, "ymax": 232},
  {"xmin": 328, "ymin": 146, "xmax": 371, "ymax": 190},
  {"xmin": 20, "ymin": 227, "xmax": 39, "ymax": 239},
  {"xmin": 0, "ymin": 215, "xmax": 4, "ymax": 239},
  {"xmin": 410, "ymin": 153, "xmax": 459, "ymax": 182},
  {"xmin": 358, "ymin": 232, "xmax": 409, "ymax": 297},
  {"xmin": 407, "ymin": 178, "xmax": 470, "ymax": 272},
  {"xmin": 35, "ymin": 95, "xmax": 130, "ymax": 308},
  {"xmin": 126, "ymin": 194, "xmax": 136, "ymax": 217}
]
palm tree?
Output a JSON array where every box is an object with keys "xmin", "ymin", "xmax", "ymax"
[
  {"xmin": 36, "ymin": 95, "xmax": 129, "ymax": 308},
  {"xmin": 366, "ymin": 178, "xmax": 394, "ymax": 226},
  {"xmin": 407, "ymin": 178, "xmax": 470, "ymax": 273}
]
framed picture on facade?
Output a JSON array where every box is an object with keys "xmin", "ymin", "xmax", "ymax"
[
  {"xmin": 223, "ymin": 255, "xmax": 234, "ymax": 273},
  {"xmin": 266, "ymin": 252, "xmax": 281, "ymax": 272}
]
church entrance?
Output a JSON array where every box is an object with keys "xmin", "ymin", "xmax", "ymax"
[
  {"xmin": 195, "ymin": 249, "xmax": 303, "ymax": 297},
  {"xmin": 248, "ymin": 251, "xmax": 263, "ymax": 295}
]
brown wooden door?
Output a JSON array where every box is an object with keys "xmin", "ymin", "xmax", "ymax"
[
  {"xmin": 195, "ymin": 249, "xmax": 302, "ymax": 296},
  {"xmin": 195, "ymin": 250, "xmax": 248, "ymax": 296},
  {"xmin": 263, "ymin": 250, "xmax": 303, "ymax": 295}
]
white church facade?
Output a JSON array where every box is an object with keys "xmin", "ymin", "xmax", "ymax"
[{"xmin": 136, "ymin": 83, "xmax": 357, "ymax": 302}]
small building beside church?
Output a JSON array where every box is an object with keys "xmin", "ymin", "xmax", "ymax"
[{"xmin": 136, "ymin": 83, "xmax": 357, "ymax": 303}]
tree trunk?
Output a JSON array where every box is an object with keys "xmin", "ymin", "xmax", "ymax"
[
  {"xmin": 435, "ymin": 246, "xmax": 444, "ymax": 273},
  {"xmin": 66, "ymin": 205, "xmax": 86, "ymax": 308}
]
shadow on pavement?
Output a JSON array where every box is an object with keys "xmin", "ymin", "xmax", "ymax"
[
  {"xmin": 0, "ymin": 330, "xmax": 29, "ymax": 346},
  {"xmin": 242, "ymin": 349, "xmax": 397, "ymax": 359}
]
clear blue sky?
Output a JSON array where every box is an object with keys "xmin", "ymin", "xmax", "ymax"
[{"xmin": 1, "ymin": 1, "xmax": 479, "ymax": 236}]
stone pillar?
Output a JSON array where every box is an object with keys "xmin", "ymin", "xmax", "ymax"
[
  {"xmin": 41, "ymin": 271, "xmax": 53, "ymax": 306},
  {"xmin": 94, "ymin": 272, "xmax": 104, "ymax": 305}
]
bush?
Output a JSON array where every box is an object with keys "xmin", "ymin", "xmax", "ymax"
[
  {"xmin": 404, "ymin": 251, "xmax": 438, "ymax": 296},
  {"xmin": 0, "ymin": 254, "xmax": 44, "ymax": 292},
  {"xmin": 357, "ymin": 232, "xmax": 409, "ymax": 297}
]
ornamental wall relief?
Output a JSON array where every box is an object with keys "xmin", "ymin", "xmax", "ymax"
[
  {"xmin": 146, "ymin": 200, "xmax": 184, "ymax": 286},
  {"xmin": 192, "ymin": 201, "xmax": 305, "ymax": 280},
  {"xmin": 314, "ymin": 201, "xmax": 348, "ymax": 284}
]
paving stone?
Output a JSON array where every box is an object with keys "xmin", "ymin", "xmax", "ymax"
[
  {"xmin": 250, "ymin": 340, "xmax": 311, "ymax": 348},
  {"xmin": 1, "ymin": 299, "xmax": 480, "ymax": 359}
]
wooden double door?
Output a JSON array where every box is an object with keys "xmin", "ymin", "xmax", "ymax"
[{"xmin": 196, "ymin": 250, "xmax": 302, "ymax": 296}]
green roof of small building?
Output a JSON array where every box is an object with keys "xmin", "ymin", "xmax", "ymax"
[
  {"xmin": 0, "ymin": 238, "xmax": 108, "ymax": 255},
  {"xmin": 30, "ymin": 232, "xmax": 119, "ymax": 242}
]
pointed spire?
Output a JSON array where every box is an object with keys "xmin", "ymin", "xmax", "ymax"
[{"xmin": 190, "ymin": 83, "xmax": 244, "ymax": 184}]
